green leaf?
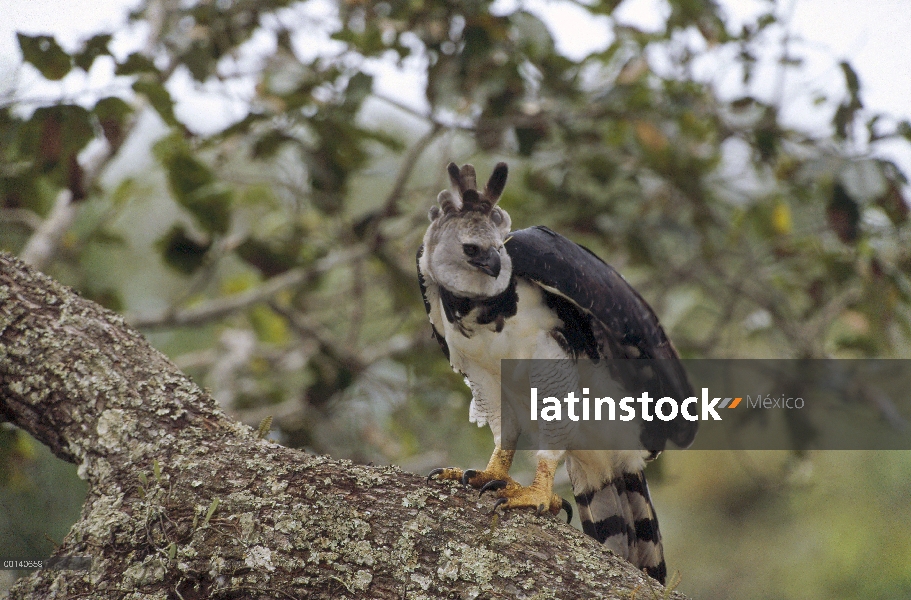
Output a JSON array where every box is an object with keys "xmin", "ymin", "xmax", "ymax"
[
  {"xmin": 88, "ymin": 227, "xmax": 127, "ymax": 247},
  {"xmin": 109, "ymin": 177, "xmax": 136, "ymax": 207},
  {"xmin": 897, "ymin": 120, "xmax": 911, "ymax": 143},
  {"xmin": 833, "ymin": 102, "xmax": 854, "ymax": 140},
  {"xmin": 21, "ymin": 105, "xmax": 93, "ymax": 199},
  {"xmin": 30, "ymin": 105, "xmax": 95, "ymax": 161},
  {"xmin": 203, "ymin": 498, "xmax": 220, "ymax": 525},
  {"xmin": 17, "ymin": 33, "xmax": 71, "ymax": 80},
  {"xmin": 237, "ymin": 237, "xmax": 299, "ymax": 277},
  {"xmin": 331, "ymin": 25, "xmax": 386, "ymax": 56},
  {"xmin": 251, "ymin": 130, "xmax": 296, "ymax": 160},
  {"xmin": 154, "ymin": 134, "xmax": 231, "ymax": 233},
  {"xmin": 186, "ymin": 187, "xmax": 232, "ymax": 234},
  {"xmin": 86, "ymin": 289, "xmax": 124, "ymax": 312},
  {"xmin": 182, "ymin": 42, "xmax": 215, "ymax": 82},
  {"xmin": 250, "ymin": 305, "xmax": 290, "ymax": 344},
  {"xmin": 94, "ymin": 96, "xmax": 132, "ymax": 120},
  {"xmin": 827, "ymin": 183, "xmax": 861, "ymax": 244},
  {"xmin": 94, "ymin": 96, "xmax": 133, "ymax": 146},
  {"xmin": 132, "ymin": 79, "xmax": 179, "ymax": 127},
  {"xmin": 585, "ymin": 0, "xmax": 624, "ymax": 15},
  {"xmin": 876, "ymin": 179, "xmax": 909, "ymax": 225},
  {"xmin": 839, "ymin": 61, "xmax": 861, "ymax": 103},
  {"xmin": 756, "ymin": 12, "xmax": 777, "ymax": 29},
  {"xmin": 74, "ymin": 34, "xmax": 112, "ymax": 71},
  {"xmin": 116, "ymin": 52, "xmax": 158, "ymax": 76},
  {"xmin": 513, "ymin": 11, "xmax": 555, "ymax": 59},
  {"xmin": 754, "ymin": 123, "xmax": 779, "ymax": 161},
  {"xmin": 515, "ymin": 122, "xmax": 548, "ymax": 156},
  {"xmin": 214, "ymin": 113, "xmax": 266, "ymax": 139},
  {"xmin": 156, "ymin": 224, "xmax": 212, "ymax": 274},
  {"xmin": 155, "ymin": 135, "xmax": 214, "ymax": 191},
  {"xmin": 344, "ymin": 72, "xmax": 373, "ymax": 109}
]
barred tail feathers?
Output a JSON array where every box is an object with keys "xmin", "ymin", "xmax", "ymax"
[
  {"xmin": 566, "ymin": 451, "xmax": 666, "ymax": 584},
  {"xmin": 624, "ymin": 470, "xmax": 665, "ymax": 583}
]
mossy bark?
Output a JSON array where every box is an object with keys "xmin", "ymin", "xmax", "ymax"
[{"xmin": 0, "ymin": 252, "xmax": 689, "ymax": 599}]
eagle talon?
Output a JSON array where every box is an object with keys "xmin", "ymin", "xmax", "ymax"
[
  {"xmin": 461, "ymin": 470, "xmax": 477, "ymax": 486},
  {"xmin": 478, "ymin": 479, "xmax": 508, "ymax": 496},
  {"xmin": 561, "ymin": 498, "xmax": 573, "ymax": 523},
  {"xmin": 427, "ymin": 467, "xmax": 464, "ymax": 483},
  {"xmin": 491, "ymin": 497, "xmax": 509, "ymax": 512}
]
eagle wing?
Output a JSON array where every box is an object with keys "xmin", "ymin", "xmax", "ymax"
[{"xmin": 505, "ymin": 226, "xmax": 698, "ymax": 451}]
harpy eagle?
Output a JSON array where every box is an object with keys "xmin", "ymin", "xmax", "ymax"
[{"xmin": 418, "ymin": 162, "xmax": 697, "ymax": 583}]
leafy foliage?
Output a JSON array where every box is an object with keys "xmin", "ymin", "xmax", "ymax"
[
  {"xmin": 17, "ymin": 34, "xmax": 72, "ymax": 81},
  {"xmin": 2, "ymin": 0, "xmax": 911, "ymax": 597}
]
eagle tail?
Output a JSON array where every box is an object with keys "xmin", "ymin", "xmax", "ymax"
[{"xmin": 567, "ymin": 459, "xmax": 666, "ymax": 584}]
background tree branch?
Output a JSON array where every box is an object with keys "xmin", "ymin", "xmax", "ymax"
[{"xmin": 0, "ymin": 252, "xmax": 688, "ymax": 599}]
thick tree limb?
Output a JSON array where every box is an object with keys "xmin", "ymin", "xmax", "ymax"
[{"xmin": 0, "ymin": 252, "xmax": 689, "ymax": 599}]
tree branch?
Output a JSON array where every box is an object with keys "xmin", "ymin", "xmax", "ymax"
[
  {"xmin": 127, "ymin": 246, "xmax": 370, "ymax": 330},
  {"xmin": 18, "ymin": 189, "xmax": 76, "ymax": 270},
  {"xmin": 0, "ymin": 252, "xmax": 689, "ymax": 599},
  {"xmin": 381, "ymin": 123, "xmax": 443, "ymax": 217}
]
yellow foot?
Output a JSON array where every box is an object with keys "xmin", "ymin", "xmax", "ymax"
[
  {"xmin": 487, "ymin": 482, "xmax": 572, "ymax": 523},
  {"xmin": 427, "ymin": 468, "xmax": 571, "ymax": 523}
]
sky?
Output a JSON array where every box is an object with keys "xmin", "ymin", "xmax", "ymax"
[{"xmin": 1, "ymin": 0, "xmax": 910, "ymax": 172}]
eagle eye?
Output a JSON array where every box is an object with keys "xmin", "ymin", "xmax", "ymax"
[{"xmin": 462, "ymin": 244, "xmax": 480, "ymax": 257}]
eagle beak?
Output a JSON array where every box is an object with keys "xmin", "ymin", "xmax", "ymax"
[{"xmin": 469, "ymin": 247, "xmax": 501, "ymax": 278}]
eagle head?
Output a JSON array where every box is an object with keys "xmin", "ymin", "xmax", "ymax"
[{"xmin": 422, "ymin": 162, "xmax": 513, "ymax": 298}]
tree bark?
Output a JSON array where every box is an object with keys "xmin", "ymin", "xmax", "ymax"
[{"xmin": 0, "ymin": 252, "xmax": 689, "ymax": 599}]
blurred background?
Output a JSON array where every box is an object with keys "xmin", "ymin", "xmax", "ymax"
[{"xmin": 1, "ymin": 0, "xmax": 910, "ymax": 597}]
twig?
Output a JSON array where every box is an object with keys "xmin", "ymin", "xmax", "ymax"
[
  {"xmin": 694, "ymin": 259, "xmax": 754, "ymax": 355},
  {"xmin": 267, "ymin": 301, "xmax": 365, "ymax": 374},
  {"xmin": 169, "ymin": 233, "xmax": 246, "ymax": 309},
  {"xmin": 372, "ymin": 92, "xmax": 435, "ymax": 123},
  {"xmin": 128, "ymin": 246, "xmax": 370, "ymax": 329},
  {"xmin": 381, "ymin": 123, "xmax": 443, "ymax": 217},
  {"xmin": 803, "ymin": 285, "xmax": 863, "ymax": 348},
  {"xmin": 771, "ymin": 0, "xmax": 799, "ymax": 110},
  {"xmin": 0, "ymin": 208, "xmax": 43, "ymax": 232},
  {"xmin": 19, "ymin": 189, "xmax": 76, "ymax": 269},
  {"xmin": 372, "ymin": 92, "xmax": 474, "ymax": 132},
  {"xmin": 347, "ymin": 256, "xmax": 365, "ymax": 347}
]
